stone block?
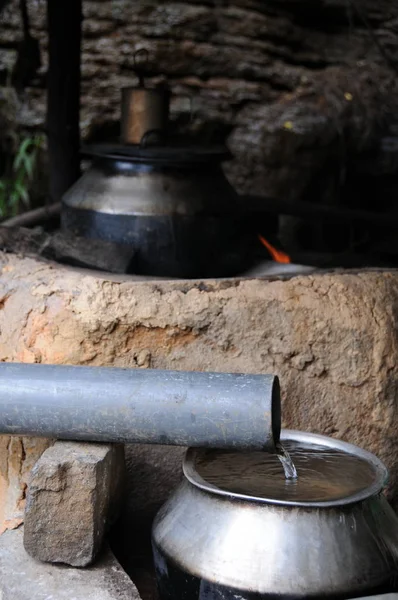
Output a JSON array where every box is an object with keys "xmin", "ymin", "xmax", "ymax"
[
  {"xmin": 24, "ymin": 441, "xmax": 125, "ymax": 567},
  {"xmin": 0, "ymin": 527, "xmax": 141, "ymax": 600}
]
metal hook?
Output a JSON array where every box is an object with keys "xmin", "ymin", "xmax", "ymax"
[{"xmin": 140, "ymin": 129, "xmax": 165, "ymax": 147}]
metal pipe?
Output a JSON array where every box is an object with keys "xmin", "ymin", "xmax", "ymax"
[{"xmin": 0, "ymin": 364, "xmax": 281, "ymax": 450}]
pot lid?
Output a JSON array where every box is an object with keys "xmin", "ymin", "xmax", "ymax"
[
  {"xmin": 81, "ymin": 143, "xmax": 232, "ymax": 166},
  {"xmin": 184, "ymin": 430, "xmax": 388, "ymax": 508}
]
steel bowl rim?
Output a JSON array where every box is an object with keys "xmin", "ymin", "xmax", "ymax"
[{"xmin": 183, "ymin": 429, "xmax": 389, "ymax": 508}]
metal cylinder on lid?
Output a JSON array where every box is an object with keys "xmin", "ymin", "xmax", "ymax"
[
  {"xmin": 121, "ymin": 49, "xmax": 170, "ymax": 146},
  {"xmin": 121, "ymin": 86, "xmax": 170, "ymax": 145},
  {"xmin": 0, "ymin": 363, "xmax": 281, "ymax": 450}
]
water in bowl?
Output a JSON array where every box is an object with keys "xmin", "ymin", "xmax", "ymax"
[{"xmin": 194, "ymin": 439, "xmax": 377, "ymax": 503}]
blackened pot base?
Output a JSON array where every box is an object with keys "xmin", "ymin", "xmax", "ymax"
[
  {"xmin": 152, "ymin": 544, "xmax": 396, "ymax": 600},
  {"xmin": 62, "ymin": 205, "xmax": 251, "ymax": 278}
]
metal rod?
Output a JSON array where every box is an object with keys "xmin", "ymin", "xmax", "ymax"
[
  {"xmin": 0, "ymin": 364, "xmax": 281, "ymax": 450},
  {"xmin": 47, "ymin": 0, "xmax": 82, "ymax": 203},
  {"xmin": 1, "ymin": 202, "xmax": 61, "ymax": 228}
]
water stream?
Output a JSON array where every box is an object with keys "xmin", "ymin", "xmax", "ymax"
[{"xmin": 276, "ymin": 442, "xmax": 298, "ymax": 480}]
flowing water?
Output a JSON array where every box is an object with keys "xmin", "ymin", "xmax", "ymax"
[
  {"xmin": 276, "ymin": 442, "xmax": 298, "ymax": 480},
  {"xmin": 194, "ymin": 440, "xmax": 377, "ymax": 503}
]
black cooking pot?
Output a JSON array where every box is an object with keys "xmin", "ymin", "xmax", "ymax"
[{"xmin": 62, "ymin": 143, "xmax": 252, "ymax": 278}]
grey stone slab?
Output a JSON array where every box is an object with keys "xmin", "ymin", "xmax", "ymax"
[
  {"xmin": 0, "ymin": 527, "xmax": 141, "ymax": 600},
  {"xmin": 24, "ymin": 441, "xmax": 125, "ymax": 567}
]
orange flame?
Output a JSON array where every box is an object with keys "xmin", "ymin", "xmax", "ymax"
[{"xmin": 258, "ymin": 234, "xmax": 291, "ymax": 264}]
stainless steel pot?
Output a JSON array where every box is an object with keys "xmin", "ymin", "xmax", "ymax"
[
  {"xmin": 62, "ymin": 47, "xmax": 256, "ymax": 278},
  {"xmin": 152, "ymin": 431, "xmax": 398, "ymax": 600},
  {"xmin": 61, "ymin": 144, "xmax": 250, "ymax": 278}
]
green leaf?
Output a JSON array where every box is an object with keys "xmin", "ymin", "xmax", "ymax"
[
  {"xmin": 13, "ymin": 138, "xmax": 33, "ymax": 171},
  {"xmin": 23, "ymin": 154, "xmax": 34, "ymax": 179},
  {"xmin": 15, "ymin": 181, "xmax": 30, "ymax": 206},
  {"xmin": 2, "ymin": 134, "xmax": 43, "ymax": 217},
  {"xmin": 19, "ymin": 137, "xmax": 34, "ymax": 156}
]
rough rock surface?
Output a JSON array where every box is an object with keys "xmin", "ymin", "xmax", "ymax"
[
  {"xmin": 0, "ymin": 0, "xmax": 397, "ymax": 202},
  {"xmin": 0, "ymin": 436, "xmax": 51, "ymax": 535},
  {"xmin": 0, "ymin": 252, "xmax": 397, "ymax": 515},
  {"xmin": 24, "ymin": 441, "xmax": 125, "ymax": 567},
  {"xmin": 0, "ymin": 527, "xmax": 141, "ymax": 600}
]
